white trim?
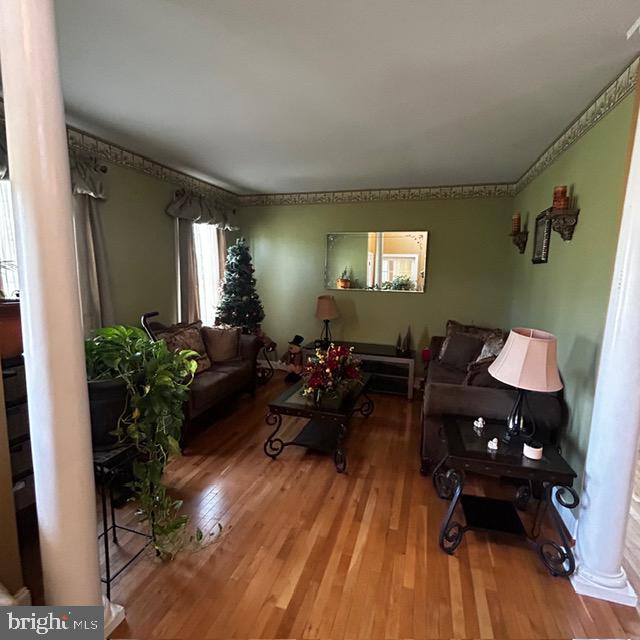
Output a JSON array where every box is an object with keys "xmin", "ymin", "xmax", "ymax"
[
  {"xmin": 13, "ymin": 586, "xmax": 31, "ymax": 606},
  {"xmin": 571, "ymin": 569, "xmax": 638, "ymax": 607},
  {"xmin": 553, "ymin": 488, "xmax": 578, "ymax": 538},
  {"xmin": 103, "ymin": 596, "xmax": 125, "ymax": 638},
  {"xmin": 258, "ymin": 358, "xmax": 287, "ymax": 371}
]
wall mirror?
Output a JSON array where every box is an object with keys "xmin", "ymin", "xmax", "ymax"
[{"xmin": 325, "ymin": 231, "xmax": 428, "ymax": 292}]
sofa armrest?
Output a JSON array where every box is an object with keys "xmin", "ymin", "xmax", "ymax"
[
  {"xmin": 429, "ymin": 336, "xmax": 445, "ymax": 360},
  {"xmin": 239, "ymin": 334, "xmax": 263, "ymax": 363}
]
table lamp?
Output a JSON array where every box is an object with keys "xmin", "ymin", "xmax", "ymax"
[
  {"xmin": 316, "ymin": 295, "xmax": 339, "ymax": 349},
  {"xmin": 488, "ymin": 328, "xmax": 563, "ymax": 442}
]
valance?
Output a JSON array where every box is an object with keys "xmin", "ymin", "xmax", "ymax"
[
  {"xmin": 165, "ymin": 189, "xmax": 237, "ymax": 230},
  {"xmin": 70, "ymin": 153, "xmax": 106, "ymax": 200}
]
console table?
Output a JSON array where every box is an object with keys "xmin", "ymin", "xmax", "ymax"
[{"xmin": 303, "ymin": 341, "xmax": 415, "ymax": 400}]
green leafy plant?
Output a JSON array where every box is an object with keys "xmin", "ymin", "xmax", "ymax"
[
  {"xmin": 381, "ymin": 275, "xmax": 416, "ymax": 291},
  {"xmin": 85, "ymin": 325, "xmax": 201, "ymax": 559}
]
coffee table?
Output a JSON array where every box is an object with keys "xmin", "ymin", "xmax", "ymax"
[
  {"xmin": 433, "ymin": 416, "xmax": 579, "ymax": 577},
  {"xmin": 263, "ymin": 374, "xmax": 373, "ymax": 473}
]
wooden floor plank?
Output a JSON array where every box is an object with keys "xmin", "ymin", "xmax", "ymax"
[{"xmin": 106, "ymin": 373, "xmax": 640, "ymax": 639}]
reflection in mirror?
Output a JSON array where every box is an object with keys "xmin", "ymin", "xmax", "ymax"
[{"xmin": 325, "ymin": 231, "xmax": 428, "ymax": 292}]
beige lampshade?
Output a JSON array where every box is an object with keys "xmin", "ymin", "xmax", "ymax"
[
  {"xmin": 316, "ymin": 295, "xmax": 339, "ymax": 320},
  {"xmin": 488, "ymin": 328, "xmax": 563, "ymax": 392}
]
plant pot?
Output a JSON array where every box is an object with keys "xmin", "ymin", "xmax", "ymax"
[
  {"xmin": 88, "ymin": 378, "xmax": 128, "ymax": 451},
  {"xmin": 0, "ymin": 299, "xmax": 22, "ymax": 359},
  {"xmin": 336, "ymin": 278, "xmax": 351, "ymax": 289}
]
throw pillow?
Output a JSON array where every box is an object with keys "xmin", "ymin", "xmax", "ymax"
[
  {"xmin": 478, "ymin": 332, "xmax": 506, "ymax": 360},
  {"xmin": 439, "ymin": 333, "xmax": 484, "ymax": 370},
  {"xmin": 157, "ymin": 321, "xmax": 211, "ymax": 374},
  {"xmin": 202, "ymin": 326, "xmax": 241, "ymax": 363},
  {"xmin": 440, "ymin": 319, "xmax": 506, "ymax": 362},
  {"xmin": 464, "ymin": 356, "xmax": 511, "ymax": 388}
]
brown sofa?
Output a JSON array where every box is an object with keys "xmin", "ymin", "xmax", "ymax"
[
  {"xmin": 141, "ymin": 313, "xmax": 262, "ymax": 423},
  {"xmin": 420, "ymin": 334, "xmax": 565, "ymax": 473}
]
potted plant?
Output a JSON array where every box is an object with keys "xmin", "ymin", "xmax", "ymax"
[
  {"xmin": 85, "ymin": 325, "xmax": 201, "ymax": 558},
  {"xmin": 302, "ymin": 343, "xmax": 362, "ymax": 409},
  {"xmin": 336, "ymin": 266, "xmax": 352, "ymax": 289},
  {"xmin": 381, "ymin": 275, "xmax": 416, "ymax": 291},
  {"xmin": 0, "ymin": 260, "xmax": 21, "ymax": 359}
]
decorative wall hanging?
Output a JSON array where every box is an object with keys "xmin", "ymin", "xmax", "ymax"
[{"xmin": 532, "ymin": 212, "xmax": 552, "ymax": 264}]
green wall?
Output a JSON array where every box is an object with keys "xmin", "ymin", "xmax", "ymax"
[
  {"xmin": 100, "ymin": 163, "xmax": 178, "ymax": 326},
  {"xmin": 507, "ymin": 93, "xmax": 635, "ymax": 480},
  {"xmin": 237, "ymin": 198, "xmax": 513, "ymax": 363}
]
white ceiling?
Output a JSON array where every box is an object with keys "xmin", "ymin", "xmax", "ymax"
[{"xmin": 54, "ymin": 0, "xmax": 640, "ymax": 194}]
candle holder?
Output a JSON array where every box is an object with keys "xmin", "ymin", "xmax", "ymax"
[
  {"xmin": 511, "ymin": 230, "xmax": 529, "ymax": 254},
  {"xmin": 548, "ymin": 208, "xmax": 579, "ymax": 241}
]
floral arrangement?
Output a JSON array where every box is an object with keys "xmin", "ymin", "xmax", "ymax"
[{"xmin": 302, "ymin": 343, "xmax": 362, "ymax": 404}]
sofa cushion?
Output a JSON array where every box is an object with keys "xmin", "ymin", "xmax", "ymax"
[
  {"xmin": 188, "ymin": 360, "xmax": 253, "ymax": 416},
  {"xmin": 157, "ymin": 321, "xmax": 211, "ymax": 374},
  {"xmin": 441, "ymin": 319, "xmax": 506, "ymax": 362},
  {"xmin": 426, "ymin": 361, "xmax": 467, "ymax": 385},
  {"xmin": 439, "ymin": 333, "xmax": 484, "ymax": 369},
  {"xmin": 202, "ymin": 326, "xmax": 241, "ymax": 362}
]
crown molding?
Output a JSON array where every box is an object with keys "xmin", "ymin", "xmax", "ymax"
[
  {"xmin": 514, "ymin": 57, "xmax": 639, "ymax": 193},
  {"xmin": 1, "ymin": 56, "xmax": 636, "ymax": 208},
  {"xmin": 237, "ymin": 182, "xmax": 515, "ymax": 207}
]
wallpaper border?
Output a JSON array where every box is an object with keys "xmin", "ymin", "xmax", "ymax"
[{"xmin": 0, "ymin": 57, "xmax": 636, "ymax": 206}]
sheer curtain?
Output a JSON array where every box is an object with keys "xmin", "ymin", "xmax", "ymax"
[
  {"xmin": 193, "ymin": 223, "xmax": 221, "ymax": 326},
  {"xmin": 0, "ymin": 181, "xmax": 19, "ymax": 298},
  {"xmin": 70, "ymin": 155, "xmax": 114, "ymax": 333}
]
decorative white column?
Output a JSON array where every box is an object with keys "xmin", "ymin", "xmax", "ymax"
[
  {"xmin": 0, "ymin": 0, "xmax": 124, "ymax": 632},
  {"xmin": 570, "ymin": 104, "xmax": 640, "ymax": 606}
]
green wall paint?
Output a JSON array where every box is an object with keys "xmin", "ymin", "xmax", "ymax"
[
  {"xmin": 507, "ymin": 94, "xmax": 634, "ymax": 482},
  {"xmin": 100, "ymin": 163, "xmax": 178, "ymax": 326},
  {"xmin": 237, "ymin": 198, "xmax": 513, "ymax": 364}
]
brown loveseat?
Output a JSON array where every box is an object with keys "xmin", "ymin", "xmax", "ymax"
[
  {"xmin": 141, "ymin": 312, "xmax": 262, "ymax": 424},
  {"xmin": 420, "ymin": 328, "xmax": 565, "ymax": 473}
]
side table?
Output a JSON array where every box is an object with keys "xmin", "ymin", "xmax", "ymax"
[
  {"xmin": 432, "ymin": 416, "xmax": 579, "ymax": 577},
  {"xmin": 93, "ymin": 445, "xmax": 152, "ymax": 599}
]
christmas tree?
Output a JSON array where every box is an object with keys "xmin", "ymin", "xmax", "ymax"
[{"xmin": 216, "ymin": 238, "xmax": 265, "ymax": 332}]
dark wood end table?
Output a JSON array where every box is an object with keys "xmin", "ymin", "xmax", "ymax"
[
  {"xmin": 433, "ymin": 416, "xmax": 579, "ymax": 577},
  {"xmin": 263, "ymin": 374, "xmax": 374, "ymax": 473}
]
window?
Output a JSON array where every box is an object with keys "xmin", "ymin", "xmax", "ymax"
[
  {"xmin": 193, "ymin": 223, "xmax": 220, "ymax": 326},
  {"xmin": 381, "ymin": 254, "xmax": 418, "ymax": 283},
  {"xmin": 0, "ymin": 181, "xmax": 19, "ymax": 299}
]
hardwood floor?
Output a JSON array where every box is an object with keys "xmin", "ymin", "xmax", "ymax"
[{"xmin": 109, "ymin": 373, "xmax": 640, "ymax": 639}]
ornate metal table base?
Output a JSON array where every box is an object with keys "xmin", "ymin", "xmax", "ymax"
[
  {"xmin": 263, "ymin": 392, "xmax": 374, "ymax": 473},
  {"xmin": 433, "ymin": 459, "xmax": 579, "ymax": 576}
]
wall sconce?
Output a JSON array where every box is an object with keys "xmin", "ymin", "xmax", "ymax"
[
  {"xmin": 510, "ymin": 212, "xmax": 528, "ymax": 254},
  {"xmin": 548, "ymin": 208, "xmax": 580, "ymax": 241},
  {"xmin": 548, "ymin": 185, "xmax": 579, "ymax": 241}
]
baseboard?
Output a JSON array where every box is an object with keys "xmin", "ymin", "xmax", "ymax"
[
  {"xmin": 258, "ymin": 358, "xmax": 287, "ymax": 371},
  {"xmin": 552, "ymin": 487, "xmax": 578, "ymax": 539},
  {"xmin": 13, "ymin": 586, "xmax": 31, "ymax": 606}
]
